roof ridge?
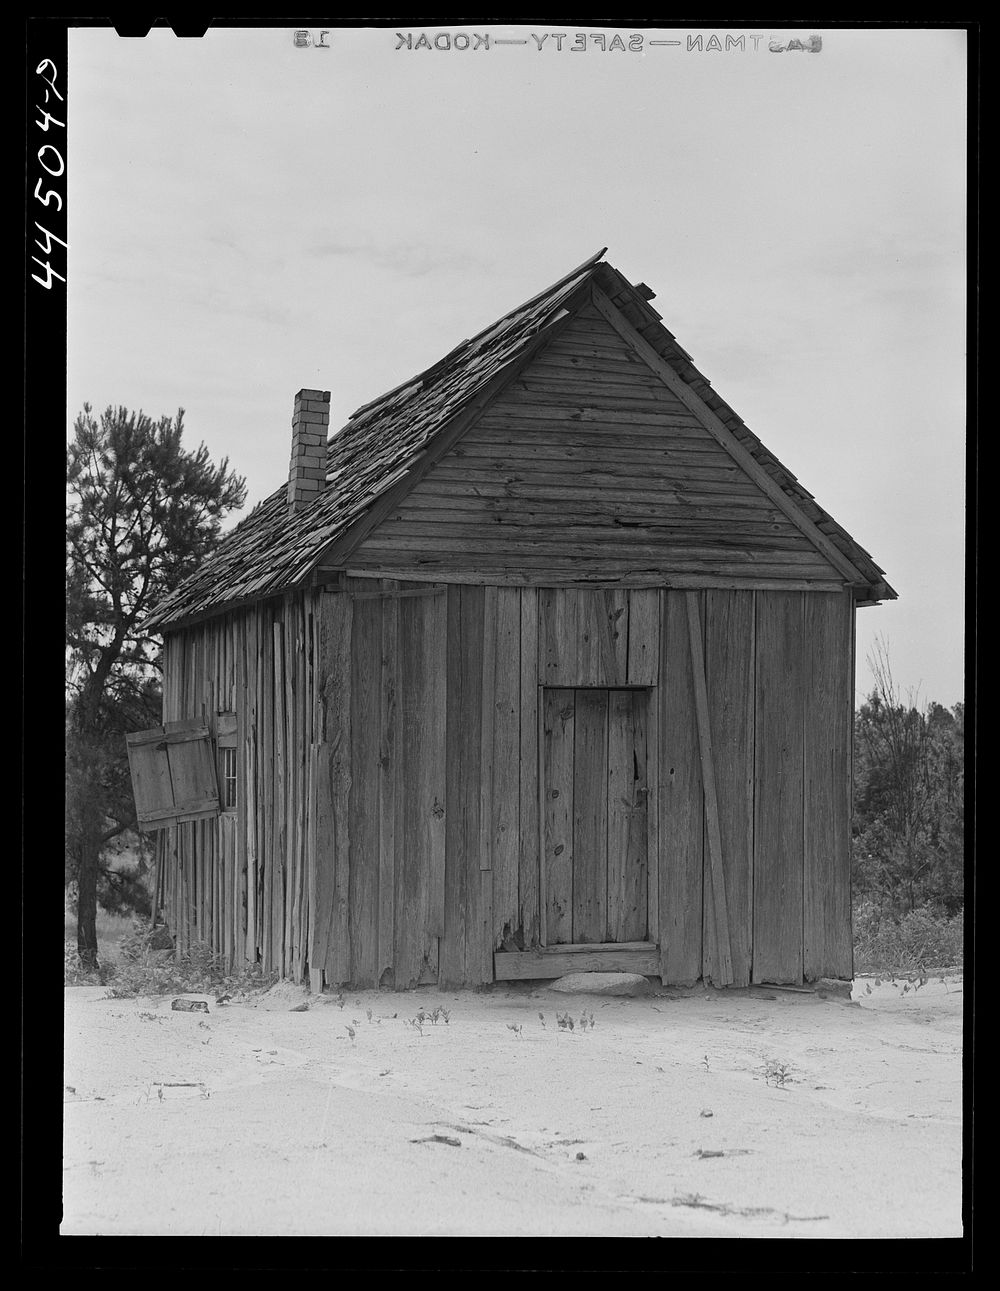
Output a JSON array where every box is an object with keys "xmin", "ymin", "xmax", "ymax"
[{"xmin": 144, "ymin": 250, "xmax": 895, "ymax": 631}]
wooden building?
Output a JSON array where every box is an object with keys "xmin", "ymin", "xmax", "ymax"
[{"xmin": 131, "ymin": 250, "xmax": 895, "ymax": 991}]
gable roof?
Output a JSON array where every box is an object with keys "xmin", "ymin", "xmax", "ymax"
[{"xmin": 144, "ymin": 251, "xmax": 895, "ymax": 630}]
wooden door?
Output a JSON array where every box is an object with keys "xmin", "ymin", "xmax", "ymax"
[{"xmin": 542, "ymin": 688, "xmax": 649, "ymax": 945}]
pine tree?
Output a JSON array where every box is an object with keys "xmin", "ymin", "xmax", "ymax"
[{"xmin": 66, "ymin": 404, "xmax": 246, "ymax": 968}]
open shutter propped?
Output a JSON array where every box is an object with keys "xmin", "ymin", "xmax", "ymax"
[{"xmin": 126, "ymin": 720, "xmax": 221, "ymax": 830}]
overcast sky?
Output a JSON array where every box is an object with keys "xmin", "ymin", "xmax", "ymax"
[{"xmin": 66, "ymin": 23, "xmax": 967, "ymax": 708}]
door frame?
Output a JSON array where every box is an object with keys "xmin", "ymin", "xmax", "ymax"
[{"xmin": 536, "ymin": 682, "xmax": 659, "ymax": 952}]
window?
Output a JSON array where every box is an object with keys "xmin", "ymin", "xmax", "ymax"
[
  {"xmin": 217, "ymin": 712, "xmax": 237, "ymax": 811},
  {"xmin": 126, "ymin": 721, "xmax": 221, "ymax": 829},
  {"xmin": 220, "ymin": 746, "xmax": 237, "ymax": 809}
]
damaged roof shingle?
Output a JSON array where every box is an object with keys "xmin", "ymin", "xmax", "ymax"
[{"xmin": 144, "ymin": 250, "xmax": 894, "ymax": 630}]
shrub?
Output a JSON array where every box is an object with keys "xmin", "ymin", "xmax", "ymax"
[
  {"xmin": 98, "ymin": 916, "xmax": 275, "ymax": 998},
  {"xmin": 853, "ymin": 899, "xmax": 963, "ymax": 974}
]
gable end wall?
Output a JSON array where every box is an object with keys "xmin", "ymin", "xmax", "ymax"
[{"xmin": 344, "ymin": 304, "xmax": 845, "ymax": 590}]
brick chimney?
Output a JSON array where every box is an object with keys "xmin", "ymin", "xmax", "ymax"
[{"xmin": 287, "ymin": 388, "xmax": 330, "ymax": 514}]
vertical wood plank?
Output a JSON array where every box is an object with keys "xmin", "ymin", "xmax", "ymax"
[
  {"xmin": 705, "ymin": 590, "xmax": 754, "ymax": 986},
  {"xmin": 848, "ymin": 597, "xmax": 857, "ymax": 977},
  {"xmin": 572, "ymin": 689, "xmax": 609, "ymax": 943},
  {"xmin": 283, "ymin": 608, "xmax": 297, "ymax": 979},
  {"xmin": 686, "ymin": 591, "xmax": 734, "ymax": 987},
  {"xmin": 598, "ymin": 590, "xmax": 628, "ymax": 685},
  {"xmin": 542, "ymin": 688, "xmax": 575, "ymax": 945},
  {"xmin": 178, "ymin": 822, "xmax": 189, "ymax": 953},
  {"xmin": 322, "ymin": 593, "xmax": 353, "ymax": 985},
  {"xmin": 349, "ymin": 594, "xmax": 381, "ymax": 986},
  {"xmin": 518, "ymin": 589, "xmax": 540, "ymax": 948},
  {"xmin": 606, "ymin": 689, "xmax": 631, "ymax": 942},
  {"xmin": 538, "ymin": 588, "xmax": 556, "ymax": 682},
  {"xmin": 575, "ymin": 591, "xmax": 626, "ymax": 685},
  {"xmin": 285, "ymin": 612, "xmax": 297, "ymax": 978},
  {"xmin": 479, "ymin": 587, "xmax": 497, "ymax": 872},
  {"xmin": 303, "ymin": 595, "xmax": 316, "ymax": 985},
  {"xmin": 574, "ymin": 592, "xmax": 596, "ymax": 683},
  {"xmin": 479, "ymin": 870, "xmax": 494, "ymax": 984},
  {"xmin": 273, "ymin": 616, "xmax": 288, "ymax": 976},
  {"xmin": 252, "ymin": 606, "xmax": 266, "ymax": 962},
  {"xmin": 377, "ymin": 582, "xmax": 399, "ymax": 985},
  {"xmin": 753, "ymin": 591, "xmax": 805, "ymax": 984},
  {"xmin": 260, "ymin": 610, "xmax": 273, "ymax": 973},
  {"xmin": 541, "ymin": 589, "xmax": 579, "ymax": 686},
  {"xmin": 222, "ymin": 816, "xmax": 235, "ymax": 965},
  {"xmin": 310, "ymin": 741, "xmax": 333, "ymax": 979},
  {"xmin": 627, "ymin": 589, "xmax": 660, "ymax": 686},
  {"xmin": 305, "ymin": 735, "xmax": 318, "ymax": 991},
  {"xmin": 608, "ymin": 690, "xmax": 649, "ymax": 942},
  {"xmin": 491, "ymin": 587, "xmax": 521, "ymax": 947},
  {"xmin": 803, "ymin": 591, "xmax": 853, "ymax": 980},
  {"xmin": 646, "ymin": 608, "xmax": 661, "ymax": 943},
  {"xmin": 236, "ymin": 610, "xmax": 249, "ymax": 965},
  {"xmin": 396, "ymin": 591, "xmax": 431, "ymax": 985},
  {"xmin": 294, "ymin": 600, "xmax": 306, "ymax": 981},
  {"xmin": 423, "ymin": 588, "xmax": 448, "ymax": 949},
  {"xmin": 296, "ymin": 596, "xmax": 310, "ymax": 982},
  {"xmin": 659, "ymin": 590, "xmax": 704, "ymax": 984},
  {"xmin": 441, "ymin": 586, "xmax": 484, "ymax": 985},
  {"xmin": 214, "ymin": 620, "xmax": 224, "ymax": 958}
]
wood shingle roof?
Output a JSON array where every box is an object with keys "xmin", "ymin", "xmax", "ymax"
[{"xmin": 144, "ymin": 250, "xmax": 895, "ymax": 631}]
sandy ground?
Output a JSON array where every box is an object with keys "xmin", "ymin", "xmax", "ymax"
[{"xmin": 60, "ymin": 973, "xmax": 964, "ymax": 1239}]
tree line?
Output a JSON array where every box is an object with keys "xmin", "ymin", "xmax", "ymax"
[{"xmin": 852, "ymin": 639, "xmax": 964, "ymax": 920}]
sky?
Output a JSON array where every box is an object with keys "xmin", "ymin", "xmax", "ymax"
[{"xmin": 66, "ymin": 23, "xmax": 968, "ymax": 708}]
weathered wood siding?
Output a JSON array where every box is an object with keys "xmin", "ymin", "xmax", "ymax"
[
  {"xmin": 161, "ymin": 589, "xmax": 321, "ymax": 983},
  {"xmin": 657, "ymin": 588, "xmax": 854, "ymax": 985},
  {"xmin": 802, "ymin": 593, "xmax": 854, "ymax": 979},
  {"xmin": 314, "ymin": 580, "xmax": 448, "ymax": 988},
  {"xmin": 343, "ymin": 305, "xmax": 845, "ymax": 591},
  {"xmin": 159, "ymin": 583, "xmax": 855, "ymax": 989}
]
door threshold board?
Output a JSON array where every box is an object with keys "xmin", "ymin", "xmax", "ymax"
[{"xmin": 494, "ymin": 943, "xmax": 659, "ymax": 980}]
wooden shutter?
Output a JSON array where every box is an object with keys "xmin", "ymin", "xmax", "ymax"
[{"xmin": 126, "ymin": 720, "xmax": 221, "ymax": 829}]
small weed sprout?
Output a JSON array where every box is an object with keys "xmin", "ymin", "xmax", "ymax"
[
  {"xmin": 506, "ymin": 1023, "xmax": 524, "ymax": 1039},
  {"xmin": 366, "ymin": 1008, "xmax": 373, "ymax": 1023},
  {"xmin": 557, "ymin": 1012, "xmax": 576, "ymax": 1032},
  {"xmin": 408, "ymin": 1015, "xmax": 425, "ymax": 1036},
  {"xmin": 702, "ymin": 1054, "xmax": 710, "ymax": 1072},
  {"xmin": 345, "ymin": 1025, "xmax": 356, "ymax": 1043},
  {"xmin": 763, "ymin": 1059, "xmax": 793, "ymax": 1088},
  {"xmin": 335, "ymin": 992, "xmax": 346, "ymax": 1009},
  {"xmin": 580, "ymin": 1010, "xmax": 596, "ymax": 1031}
]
